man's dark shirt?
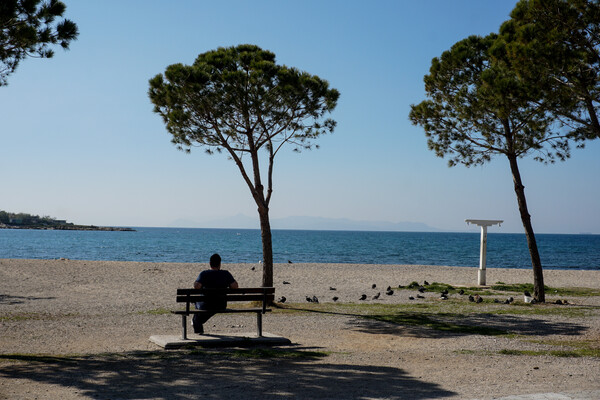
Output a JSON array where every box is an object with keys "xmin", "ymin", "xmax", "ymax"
[{"xmin": 195, "ymin": 269, "xmax": 236, "ymax": 310}]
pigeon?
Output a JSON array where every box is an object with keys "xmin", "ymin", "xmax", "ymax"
[
  {"xmin": 524, "ymin": 290, "xmax": 531, "ymax": 297},
  {"xmin": 329, "ymin": 287, "xmax": 337, "ymax": 291},
  {"xmin": 440, "ymin": 294, "xmax": 448, "ymax": 300},
  {"xmin": 359, "ymin": 294, "xmax": 367, "ymax": 301},
  {"xmin": 372, "ymin": 292, "xmax": 381, "ymax": 300},
  {"xmin": 441, "ymin": 289, "xmax": 449, "ymax": 295},
  {"xmin": 332, "ymin": 296, "xmax": 339, "ymax": 302},
  {"xmin": 423, "ymin": 280, "xmax": 430, "ymax": 286},
  {"xmin": 386, "ymin": 289, "xmax": 394, "ymax": 296},
  {"xmin": 288, "ymin": 260, "xmax": 293, "ymax": 264},
  {"xmin": 475, "ymin": 294, "xmax": 483, "ymax": 303},
  {"xmin": 504, "ymin": 299, "xmax": 511, "ymax": 304},
  {"xmin": 278, "ymin": 296, "xmax": 286, "ymax": 303},
  {"xmin": 417, "ymin": 294, "xmax": 425, "ymax": 299},
  {"xmin": 458, "ymin": 289, "xmax": 465, "ymax": 295},
  {"xmin": 508, "ymin": 297, "xmax": 514, "ymax": 303},
  {"xmin": 283, "ymin": 281, "xmax": 291, "ymax": 285},
  {"xmin": 418, "ymin": 286, "xmax": 426, "ymax": 293},
  {"xmin": 312, "ymin": 296, "xmax": 319, "ymax": 303},
  {"xmin": 251, "ymin": 266, "xmax": 255, "ymax": 271},
  {"xmin": 468, "ymin": 295, "xmax": 475, "ymax": 302},
  {"xmin": 386, "ymin": 286, "xmax": 392, "ymax": 291},
  {"xmin": 372, "ymin": 284, "xmax": 377, "ymax": 289},
  {"xmin": 306, "ymin": 296, "xmax": 313, "ymax": 302},
  {"xmin": 493, "ymin": 299, "xmax": 500, "ymax": 303},
  {"xmin": 408, "ymin": 296, "xmax": 415, "ymax": 300}
]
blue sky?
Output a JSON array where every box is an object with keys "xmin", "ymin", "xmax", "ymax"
[{"xmin": 1, "ymin": 0, "xmax": 599, "ymax": 234}]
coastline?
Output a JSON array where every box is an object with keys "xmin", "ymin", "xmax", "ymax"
[
  {"xmin": 1, "ymin": 259, "xmax": 599, "ymax": 399},
  {"xmin": 0, "ymin": 225, "xmax": 134, "ymax": 231}
]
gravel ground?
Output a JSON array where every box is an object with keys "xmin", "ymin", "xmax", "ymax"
[{"xmin": 1, "ymin": 259, "xmax": 599, "ymax": 399}]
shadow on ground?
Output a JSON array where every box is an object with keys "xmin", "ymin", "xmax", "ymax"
[
  {"xmin": 0, "ymin": 294, "xmax": 55, "ymax": 305},
  {"xmin": 0, "ymin": 348, "xmax": 455, "ymax": 399},
  {"xmin": 278, "ymin": 305, "xmax": 589, "ymax": 339},
  {"xmin": 352, "ymin": 312, "xmax": 589, "ymax": 338}
]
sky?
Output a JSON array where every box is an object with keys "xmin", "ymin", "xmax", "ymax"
[{"xmin": 1, "ymin": 0, "xmax": 599, "ymax": 234}]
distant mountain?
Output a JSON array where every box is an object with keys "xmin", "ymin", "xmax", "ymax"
[
  {"xmin": 169, "ymin": 214, "xmax": 257, "ymax": 229},
  {"xmin": 272, "ymin": 216, "xmax": 440, "ymax": 232},
  {"xmin": 168, "ymin": 214, "xmax": 440, "ymax": 232}
]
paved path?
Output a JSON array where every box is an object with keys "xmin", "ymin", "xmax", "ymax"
[{"xmin": 489, "ymin": 390, "xmax": 600, "ymax": 400}]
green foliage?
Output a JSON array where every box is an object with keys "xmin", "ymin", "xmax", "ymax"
[
  {"xmin": 409, "ymin": 33, "xmax": 573, "ymax": 167},
  {"xmin": 499, "ymin": 346, "xmax": 600, "ymax": 358},
  {"xmin": 0, "ymin": 210, "xmax": 70, "ymax": 227},
  {"xmin": 499, "ymin": 0, "xmax": 600, "ymax": 140},
  {"xmin": 423, "ymin": 282, "xmax": 456, "ymax": 293},
  {"xmin": 148, "ymin": 44, "xmax": 339, "ymax": 156},
  {"xmin": 491, "ymin": 283, "xmax": 540, "ymax": 292},
  {"xmin": 0, "ymin": 0, "xmax": 78, "ymax": 86},
  {"xmin": 283, "ymin": 295, "xmax": 593, "ymax": 318},
  {"xmin": 490, "ymin": 283, "xmax": 600, "ymax": 297}
]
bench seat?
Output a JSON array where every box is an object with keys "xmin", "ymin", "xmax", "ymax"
[{"xmin": 172, "ymin": 287, "xmax": 275, "ymax": 339}]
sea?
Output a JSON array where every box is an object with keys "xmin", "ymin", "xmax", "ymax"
[{"xmin": 0, "ymin": 228, "xmax": 598, "ymax": 270}]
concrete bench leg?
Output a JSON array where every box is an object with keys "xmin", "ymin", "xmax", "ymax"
[
  {"xmin": 181, "ymin": 315, "xmax": 188, "ymax": 340},
  {"xmin": 257, "ymin": 312, "xmax": 263, "ymax": 337}
]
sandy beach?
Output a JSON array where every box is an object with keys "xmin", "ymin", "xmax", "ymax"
[{"xmin": 1, "ymin": 258, "xmax": 599, "ymax": 399}]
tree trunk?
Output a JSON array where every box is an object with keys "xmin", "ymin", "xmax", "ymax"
[
  {"xmin": 507, "ymin": 155, "xmax": 545, "ymax": 302},
  {"xmin": 258, "ymin": 205, "xmax": 274, "ymax": 288}
]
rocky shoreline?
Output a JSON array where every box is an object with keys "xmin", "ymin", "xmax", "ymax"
[{"xmin": 0, "ymin": 223, "xmax": 135, "ymax": 231}]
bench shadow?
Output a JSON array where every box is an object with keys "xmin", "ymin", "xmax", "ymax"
[{"xmin": 0, "ymin": 349, "xmax": 456, "ymax": 399}]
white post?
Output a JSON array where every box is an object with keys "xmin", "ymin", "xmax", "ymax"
[
  {"xmin": 478, "ymin": 225, "xmax": 488, "ymax": 285},
  {"xmin": 465, "ymin": 219, "xmax": 503, "ymax": 286}
]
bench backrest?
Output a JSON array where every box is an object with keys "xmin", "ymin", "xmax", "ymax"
[{"xmin": 176, "ymin": 287, "xmax": 275, "ymax": 312}]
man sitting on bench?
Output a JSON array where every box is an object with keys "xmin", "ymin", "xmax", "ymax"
[{"xmin": 192, "ymin": 253, "xmax": 239, "ymax": 334}]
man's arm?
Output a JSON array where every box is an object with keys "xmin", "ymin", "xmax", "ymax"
[
  {"xmin": 193, "ymin": 281, "xmax": 202, "ymax": 289},
  {"xmin": 229, "ymin": 280, "xmax": 239, "ymax": 289}
]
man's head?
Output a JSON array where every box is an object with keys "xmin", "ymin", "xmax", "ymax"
[{"xmin": 209, "ymin": 253, "xmax": 221, "ymax": 269}]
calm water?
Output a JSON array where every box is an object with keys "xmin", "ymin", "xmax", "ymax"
[{"xmin": 0, "ymin": 228, "xmax": 598, "ymax": 270}]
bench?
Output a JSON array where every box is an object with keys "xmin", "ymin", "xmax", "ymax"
[{"xmin": 173, "ymin": 287, "xmax": 275, "ymax": 340}]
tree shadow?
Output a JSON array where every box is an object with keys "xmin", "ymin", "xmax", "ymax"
[
  {"xmin": 0, "ymin": 349, "xmax": 456, "ymax": 399},
  {"xmin": 277, "ymin": 305, "xmax": 589, "ymax": 339},
  {"xmin": 351, "ymin": 312, "xmax": 589, "ymax": 338},
  {"xmin": 0, "ymin": 294, "xmax": 55, "ymax": 305}
]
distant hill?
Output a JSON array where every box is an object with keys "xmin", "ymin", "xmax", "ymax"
[{"xmin": 169, "ymin": 214, "xmax": 441, "ymax": 232}]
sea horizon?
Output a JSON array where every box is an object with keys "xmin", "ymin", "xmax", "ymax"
[{"xmin": 1, "ymin": 227, "xmax": 598, "ymax": 270}]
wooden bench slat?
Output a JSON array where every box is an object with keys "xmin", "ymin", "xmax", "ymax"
[
  {"xmin": 177, "ymin": 287, "xmax": 275, "ymax": 295},
  {"xmin": 172, "ymin": 308, "xmax": 271, "ymax": 315},
  {"xmin": 176, "ymin": 294, "xmax": 275, "ymax": 303}
]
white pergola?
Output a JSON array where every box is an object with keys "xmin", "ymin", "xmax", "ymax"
[{"xmin": 465, "ymin": 219, "xmax": 503, "ymax": 285}]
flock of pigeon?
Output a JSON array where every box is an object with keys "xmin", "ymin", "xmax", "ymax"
[
  {"xmin": 274, "ymin": 278, "xmax": 548, "ymax": 305},
  {"xmin": 266, "ymin": 265, "xmax": 569, "ymax": 305}
]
